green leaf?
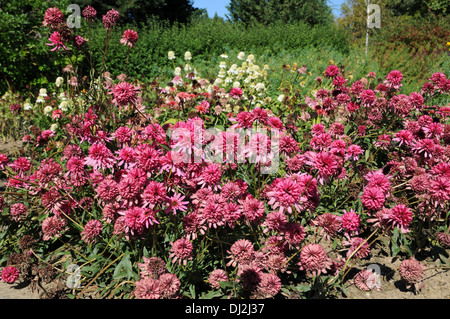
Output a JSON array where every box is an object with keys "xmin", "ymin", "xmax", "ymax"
[
  {"xmin": 218, "ymin": 280, "xmax": 234, "ymax": 289},
  {"xmin": 294, "ymin": 284, "xmax": 311, "ymax": 292},
  {"xmin": 200, "ymin": 290, "xmax": 223, "ymax": 299},
  {"xmin": 113, "ymin": 253, "xmax": 134, "ymax": 280},
  {"xmin": 163, "ymin": 118, "xmax": 179, "ymax": 125}
]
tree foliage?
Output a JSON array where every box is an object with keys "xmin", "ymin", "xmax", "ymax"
[
  {"xmin": 0, "ymin": 0, "xmax": 71, "ymax": 93},
  {"xmin": 75, "ymin": 0, "xmax": 198, "ymax": 24},
  {"xmin": 226, "ymin": 0, "xmax": 333, "ymax": 26}
]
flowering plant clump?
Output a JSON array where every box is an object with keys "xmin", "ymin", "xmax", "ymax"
[{"xmin": 0, "ymin": 5, "xmax": 449, "ymax": 299}]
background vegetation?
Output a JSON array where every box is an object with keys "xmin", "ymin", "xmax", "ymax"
[{"xmin": 0, "ymin": 0, "xmax": 449, "ymax": 96}]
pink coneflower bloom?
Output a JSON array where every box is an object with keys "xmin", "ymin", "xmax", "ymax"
[
  {"xmin": 42, "ymin": 216, "xmax": 67, "ymax": 241},
  {"xmin": 10, "ymin": 157, "xmax": 31, "ymax": 177},
  {"xmin": 339, "ymin": 209, "xmax": 360, "ymax": 236},
  {"xmin": 142, "ymin": 181, "xmax": 167, "ymax": 208},
  {"xmin": 223, "ymin": 202, "xmax": 242, "ymax": 228},
  {"xmin": 351, "ymin": 80, "xmax": 364, "ymax": 96},
  {"xmin": 9, "ymin": 203, "xmax": 28, "ymax": 222},
  {"xmin": 418, "ymin": 114, "xmax": 433, "ymax": 127},
  {"xmin": 423, "ymin": 122, "xmax": 443, "ymax": 139},
  {"xmin": 365, "ymin": 170, "xmax": 391, "ymax": 194},
  {"xmin": 429, "ymin": 177, "xmax": 450, "ymax": 207},
  {"xmin": 384, "ymin": 70, "xmax": 403, "ymax": 89},
  {"xmin": 135, "ymin": 144, "xmax": 160, "ymax": 174},
  {"xmin": 227, "ymin": 239, "xmax": 255, "ymax": 267},
  {"xmin": 120, "ymin": 29, "xmax": 138, "ymax": 47},
  {"xmin": 437, "ymin": 232, "xmax": 450, "ymax": 248},
  {"xmin": 9, "ymin": 103, "xmax": 21, "ymax": 113},
  {"xmin": 431, "ymin": 163, "xmax": 450, "ymax": 178},
  {"xmin": 361, "ymin": 186, "xmax": 385, "ymax": 211},
  {"xmin": 286, "ymin": 153, "xmax": 305, "ymax": 171},
  {"xmin": 246, "ymin": 132, "xmax": 272, "ymax": 164},
  {"xmin": 138, "ymin": 256, "xmax": 166, "ymax": 279},
  {"xmin": 166, "ymin": 193, "xmax": 189, "ymax": 215},
  {"xmin": 262, "ymin": 211, "xmax": 288, "ymax": 233},
  {"xmin": 169, "ymin": 238, "xmax": 193, "ymax": 265},
  {"xmin": 305, "ymin": 151, "xmax": 338, "ymax": 185},
  {"xmin": 311, "ymin": 123, "xmax": 326, "ymax": 136},
  {"xmin": 298, "ymin": 243, "xmax": 332, "ymax": 276},
  {"xmin": 324, "ymin": 64, "xmax": 339, "ymax": 78},
  {"xmin": 120, "ymin": 206, "xmax": 148, "ymax": 236},
  {"xmin": 333, "ymin": 75, "xmax": 346, "ymax": 88},
  {"xmin": 221, "ymin": 181, "xmax": 243, "ymax": 201},
  {"xmin": 360, "ymin": 89, "xmax": 376, "ymax": 106},
  {"xmin": 252, "ymin": 107, "xmax": 269, "ymax": 125},
  {"xmin": 114, "ymin": 126, "xmax": 133, "ymax": 144},
  {"xmin": 0, "ymin": 153, "xmax": 8, "ymax": 169},
  {"xmin": 198, "ymin": 163, "xmax": 222, "ymax": 190},
  {"xmin": 190, "ymin": 188, "xmax": 213, "ymax": 208},
  {"xmin": 266, "ymin": 253, "xmax": 288, "ymax": 274},
  {"xmin": 134, "ymin": 277, "xmax": 161, "ymax": 299},
  {"xmin": 84, "ymin": 142, "xmax": 116, "ymax": 171},
  {"xmin": 159, "ymin": 273, "xmax": 180, "ymax": 298},
  {"xmin": 398, "ymin": 258, "xmax": 425, "ymax": 291},
  {"xmin": 311, "ymin": 213, "xmax": 340, "ymax": 240},
  {"xmin": 82, "ymin": 5, "xmax": 97, "ymax": 22},
  {"xmin": 241, "ymin": 195, "xmax": 265, "ymax": 224},
  {"xmin": 237, "ymin": 263, "xmax": 262, "ymax": 290},
  {"xmin": 102, "ymin": 9, "xmax": 120, "ymax": 30},
  {"xmin": 279, "ymin": 134, "xmax": 299, "ymax": 156},
  {"xmin": 336, "ymin": 92, "xmax": 351, "ymax": 106},
  {"xmin": 95, "ymin": 177, "xmax": 119, "ymax": 202},
  {"xmin": 109, "ymin": 81, "xmax": 140, "ymax": 110},
  {"xmin": 43, "ymin": 7, "xmax": 64, "ymax": 27},
  {"xmin": 354, "ymin": 269, "xmax": 379, "ymax": 291},
  {"xmin": 266, "ymin": 177, "xmax": 303, "ymax": 214},
  {"xmin": 412, "ymin": 138, "xmax": 436, "ymax": 159},
  {"xmin": 346, "ymin": 144, "xmax": 364, "ymax": 161},
  {"xmin": 200, "ymin": 195, "xmax": 225, "ymax": 229},
  {"xmin": 208, "ymin": 269, "xmax": 228, "ymax": 289},
  {"xmin": 46, "ymin": 31, "xmax": 69, "ymax": 52},
  {"xmin": 257, "ymin": 273, "xmax": 282, "ymax": 298},
  {"xmin": 267, "ymin": 116, "xmax": 284, "ymax": 130},
  {"xmin": 390, "ymin": 94, "xmax": 412, "ymax": 117},
  {"xmin": 116, "ymin": 147, "xmax": 136, "ymax": 169},
  {"xmin": 1, "ymin": 266, "xmax": 20, "ymax": 284},
  {"xmin": 383, "ymin": 204, "xmax": 413, "ymax": 233},
  {"xmin": 409, "ymin": 92, "xmax": 424, "ymax": 110},
  {"xmin": 374, "ymin": 133, "xmax": 391, "ymax": 149},
  {"xmin": 73, "ymin": 35, "xmax": 85, "ymax": 48},
  {"xmin": 81, "ymin": 219, "xmax": 103, "ymax": 244},
  {"xmin": 102, "ymin": 202, "xmax": 119, "ymax": 224},
  {"xmin": 182, "ymin": 211, "xmax": 206, "ymax": 240},
  {"xmin": 229, "ymin": 87, "xmax": 243, "ymax": 99},
  {"xmin": 282, "ymin": 222, "xmax": 306, "ymax": 249},
  {"xmin": 195, "ymin": 100, "xmax": 210, "ymax": 114},
  {"xmin": 393, "ymin": 129, "xmax": 414, "ymax": 147},
  {"xmin": 63, "ymin": 144, "xmax": 83, "ymax": 160},
  {"xmin": 235, "ymin": 111, "xmax": 254, "ymax": 128}
]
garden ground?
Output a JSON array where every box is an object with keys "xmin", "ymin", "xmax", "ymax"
[{"xmin": 0, "ymin": 249, "xmax": 449, "ymax": 299}]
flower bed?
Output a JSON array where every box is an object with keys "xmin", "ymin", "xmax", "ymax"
[{"xmin": 0, "ymin": 6, "xmax": 449, "ymax": 299}]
